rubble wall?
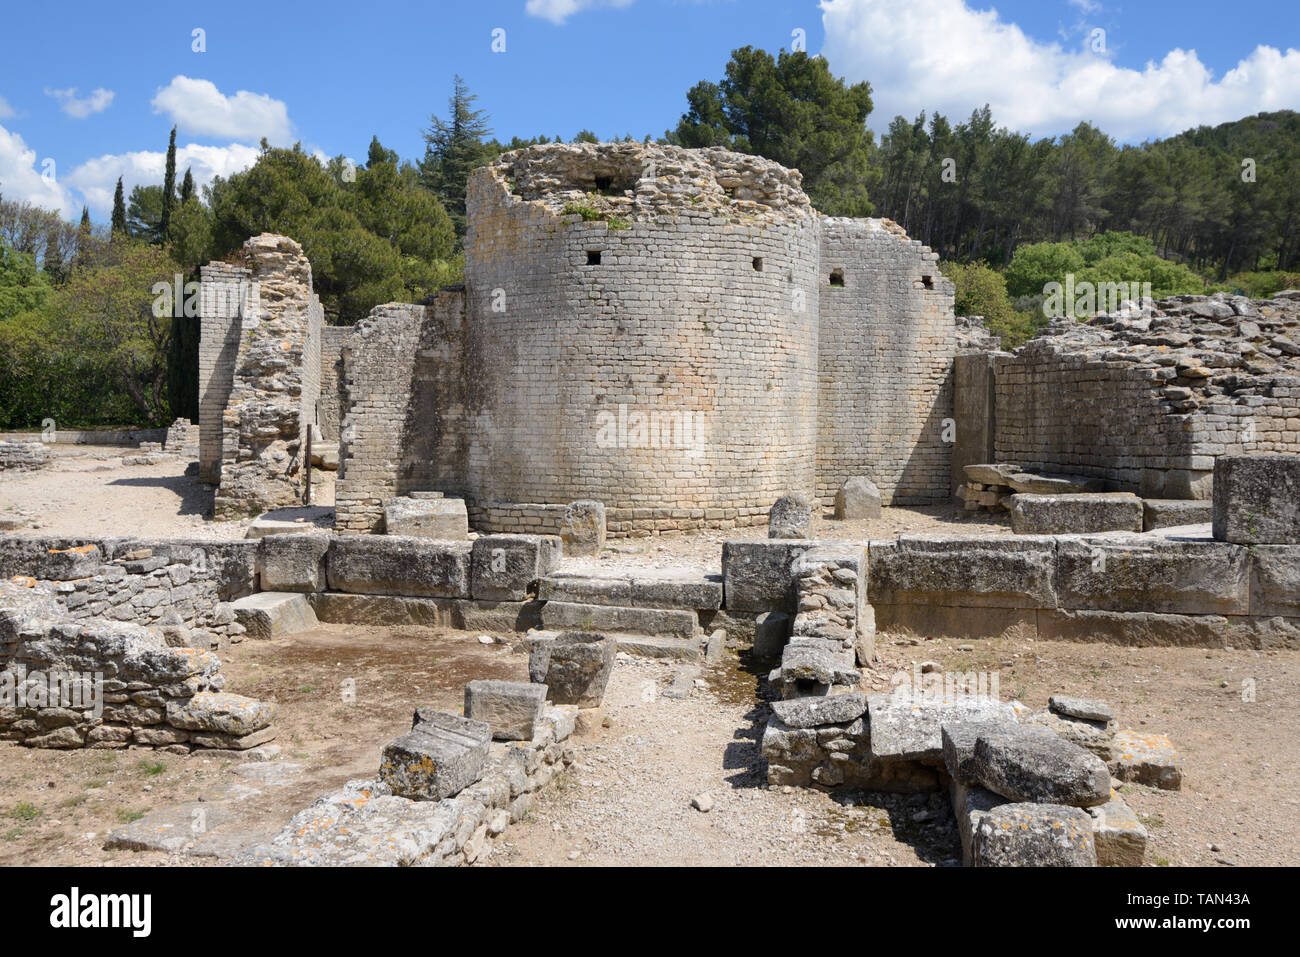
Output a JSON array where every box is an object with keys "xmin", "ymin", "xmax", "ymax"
[{"xmin": 816, "ymin": 217, "xmax": 957, "ymax": 505}]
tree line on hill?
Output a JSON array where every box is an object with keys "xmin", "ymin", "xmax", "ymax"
[{"xmin": 2, "ymin": 48, "xmax": 1298, "ymax": 428}]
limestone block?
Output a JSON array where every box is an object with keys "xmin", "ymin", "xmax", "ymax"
[
  {"xmin": 528, "ymin": 631, "xmax": 616, "ymax": 708},
  {"xmin": 721, "ymin": 539, "xmax": 812, "ymax": 612},
  {"xmin": 384, "ymin": 496, "xmax": 469, "ymax": 540},
  {"xmin": 1009, "ymin": 493, "xmax": 1143, "ymax": 535},
  {"xmin": 326, "ymin": 536, "xmax": 472, "ymax": 599},
  {"xmin": 1213, "ymin": 454, "xmax": 1300, "ymax": 544},
  {"xmin": 538, "ymin": 601, "xmax": 696, "ymax": 639},
  {"xmin": 231, "ymin": 592, "xmax": 319, "ymax": 639},
  {"xmin": 538, "ymin": 576, "xmax": 631, "ymax": 606},
  {"xmin": 768, "ymin": 493, "xmax": 812, "ymax": 539},
  {"xmin": 1089, "ymin": 793, "xmax": 1148, "ymax": 866},
  {"xmin": 1111, "ymin": 730, "xmax": 1182, "ymax": 790},
  {"xmin": 868, "ymin": 536, "xmax": 1057, "ymax": 609},
  {"xmin": 970, "ymin": 803, "xmax": 1096, "ymax": 866},
  {"xmin": 627, "ymin": 575, "xmax": 723, "ymax": 610},
  {"xmin": 1142, "ymin": 498, "xmax": 1212, "ymax": 531},
  {"xmin": 868, "ymin": 691, "xmax": 1017, "ymax": 763},
  {"xmin": 971, "ymin": 726, "xmax": 1111, "ymax": 807},
  {"xmin": 464, "ymin": 680, "xmax": 548, "ymax": 741},
  {"xmin": 1055, "ymin": 537, "xmax": 1249, "ymax": 615},
  {"xmin": 379, "ymin": 710, "xmax": 491, "ymax": 801},
  {"xmin": 770, "ymin": 690, "xmax": 867, "ymax": 729},
  {"xmin": 832, "ymin": 477, "xmax": 882, "ymax": 520},
  {"xmin": 166, "ymin": 692, "xmax": 276, "ymax": 736},
  {"xmin": 1249, "ymin": 545, "xmax": 1300, "ymax": 617},
  {"xmin": 559, "ymin": 500, "xmax": 605, "ymax": 557},
  {"xmin": 257, "ymin": 533, "xmax": 329, "ymax": 592},
  {"xmin": 470, "ymin": 534, "xmax": 561, "ymax": 602}
]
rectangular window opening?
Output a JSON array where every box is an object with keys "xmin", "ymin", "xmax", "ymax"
[
  {"xmin": 829, "ymin": 269, "xmax": 845, "ymax": 287},
  {"xmin": 922, "ymin": 274, "xmax": 934, "ymax": 289},
  {"xmin": 586, "ymin": 250, "xmax": 602, "ymax": 266},
  {"xmin": 752, "ymin": 257, "xmax": 764, "ymax": 272}
]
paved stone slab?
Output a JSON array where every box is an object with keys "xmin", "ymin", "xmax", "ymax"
[
  {"xmin": 1213, "ymin": 454, "xmax": 1300, "ymax": 544},
  {"xmin": 614, "ymin": 634, "xmax": 702, "ymax": 660},
  {"xmin": 538, "ymin": 600, "xmax": 696, "ymax": 639},
  {"xmin": 971, "ymin": 726, "xmax": 1110, "ymax": 807},
  {"xmin": 105, "ymin": 801, "xmax": 237, "ymax": 854},
  {"xmin": 1112, "ymin": 730, "xmax": 1183, "ymax": 790},
  {"xmin": 1143, "ymin": 499, "xmax": 1212, "ymax": 531},
  {"xmin": 970, "ymin": 803, "xmax": 1097, "ymax": 866},
  {"xmin": 868, "ymin": 692, "xmax": 1017, "ymax": 762},
  {"xmin": 231, "ymin": 591, "xmax": 318, "ymax": 638},
  {"xmin": 1089, "ymin": 792, "xmax": 1148, "ymax": 866},
  {"xmin": 464, "ymin": 680, "xmax": 547, "ymax": 741},
  {"xmin": 1010, "ymin": 493, "xmax": 1143, "ymax": 535},
  {"xmin": 379, "ymin": 710, "xmax": 491, "ymax": 801}
]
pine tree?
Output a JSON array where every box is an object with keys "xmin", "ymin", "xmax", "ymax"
[
  {"xmin": 110, "ymin": 178, "xmax": 128, "ymax": 238},
  {"xmin": 159, "ymin": 126, "xmax": 177, "ymax": 242},
  {"xmin": 419, "ymin": 76, "xmax": 493, "ymax": 241}
]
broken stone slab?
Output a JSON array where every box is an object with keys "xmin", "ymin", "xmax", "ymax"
[
  {"xmin": 538, "ymin": 600, "xmax": 696, "ymax": 639},
  {"xmin": 1213, "ymin": 454, "xmax": 1300, "ymax": 545},
  {"xmin": 770, "ymin": 690, "xmax": 867, "ymax": 729},
  {"xmin": 1089, "ymin": 792, "xmax": 1148, "ymax": 866},
  {"xmin": 1143, "ymin": 498, "xmax": 1213, "ymax": 531},
  {"xmin": 1049, "ymin": 695, "xmax": 1115, "ymax": 723},
  {"xmin": 867, "ymin": 692, "xmax": 1017, "ymax": 763},
  {"xmin": 383, "ymin": 495, "xmax": 469, "ymax": 539},
  {"xmin": 560, "ymin": 500, "xmax": 606, "ymax": 557},
  {"xmin": 768, "ymin": 492, "xmax": 812, "ymax": 539},
  {"xmin": 970, "ymin": 803, "xmax": 1097, "ymax": 866},
  {"xmin": 166, "ymin": 692, "xmax": 276, "ymax": 736},
  {"xmin": 105, "ymin": 801, "xmax": 237, "ymax": 854},
  {"xmin": 379, "ymin": 710, "xmax": 491, "ymax": 801},
  {"xmin": 1009, "ymin": 493, "xmax": 1143, "ymax": 535},
  {"xmin": 941, "ymin": 719, "xmax": 1051, "ymax": 783},
  {"xmin": 528, "ymin": 631, "xmax": 616, "ymax": 708},
  {"xmin": 231, "ymin": 591, "xmax": 319, "ymax": 639},
  {"xmin": 190, "ymin": 726, "xmax": 277, "ymax": 750},
  {"xmin": 469, "ymin": 534, "xmax": 561, "ymax": 602},
  {"xmin": 971, "ymin": 726, "xmax": 1111, "ymax": 807},
  {"xmin": 1111, "ymin": 730, "xmax": 1183, "ymax": 790},
  {"xmin": 464, "ymin": 680, "xmax": 547, "ymax": 741},
  {"xmin": 721, "ymin": 539, "xmax": 813, "ymax": 612},
  {"xmin": 778, "ymin": 639, "xmax": 859, "ymax": 697},
  {"xmin": 833, "ymin": 477, "xmax": 882, "ymax": 520},
  {"xmin": 1023, "ymin": 709, "xmax": 1116, "ymax": 762},
  {"xmin": 962, "ymin": 463, "xmax": 1018, "ymax": 486},
  {"xmin": 326, "ymin": 536, "xmax": 472, "ymax": 599},
  {"xmin": 1005, "ymin": 472, "xmax": 1107, "ymax": 495},
  {"xmin": 257, "ymin": 533, "xmax": 330, "ymax": 592}
]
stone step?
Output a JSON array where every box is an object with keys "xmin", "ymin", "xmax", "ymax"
[
  {"xmin": 615, "ymin": 634, "xmax": 702, "ymax": 661},
  {"xmin": 538, "ymin": 574, "xmax": 722, "ymax": 611},
  {"xmin": 538, "ymin": 600, "xmax": 698, "ymax": 639},
  {"xmin": 231, "ymin": 592, "xmax": 319, "ymax": 638}
]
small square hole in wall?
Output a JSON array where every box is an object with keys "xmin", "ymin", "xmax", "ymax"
[
  {"xmin": 922, "ymin": 274, "xmax": 934, "ymax": 289},
  {"xmin": 753, "ymin": 257, "xmax": 764, "ymax": 271},
  {"xmin": 594, "ymin": 175, "xmax": 612, "ymax": 191},
  {"xmin": 586, "ymin": 250, "xmax": 602, "ymax": 265},
  {"xmin": 829, "ymin": 269, "xmax": 845, "ymax": 287}
]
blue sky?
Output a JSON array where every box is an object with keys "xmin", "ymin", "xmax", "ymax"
[{"xmin": 1, "ymin": 0, "xmax": 1296, "ymax": 222}]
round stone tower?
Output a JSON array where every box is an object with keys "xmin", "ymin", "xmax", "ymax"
[{"xmin": 462, "ymin": 142, "xmax": 821, "ymax": 535}]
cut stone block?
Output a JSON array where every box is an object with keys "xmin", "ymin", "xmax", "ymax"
[
  {"xmin": 722, "ymin": 540, "xmax": 812, "ymax": 612},
  {"xmin": 538, "ymin": 576, "xmax": 631, "ymax": 606},
  {"xmin": 1005, "ymin": 472, "xmax": 1106, "ymax": 495},
  {"xmin": 1048, "ymin": 695, "xmax": 1115, "ymax": 723},
  {"xmin": 1089, "ymin": 793, "xmax": 1148, "ymax": 866},
  {"xmin": 1248, "ymin": 545, "xmax": 1300, "ymax": 617},
  {"xmin": 383, "ymin": 496, "xmax": 469, "ymax": 539},
  {"xmin": 971, "ymin": 726, "xmax": 1111, "ymax": 807},
  {"xmin": 1111, "ymin": 730, "xmax": 1183, "ymax": 790},
  {"xmin": 529, "ymin": 631, "xmax": 616, "ymax": 708},
  {"xmin": 231, "ymin": 592, "xmax": 318, "ymax": 638},
  {"xmin": 326, "ymin": 536, "xmax": 472, "ymax": 599},
  {"xmin": 378, "ymin": 710, "xmax": 491, "ymax": 801},
  {"xmin": 470, "ymin": 534, "xmax": 561, "ymax": 602},
  {"xmin": 1054, "ymin": 537, "xmax": 1249, "ymax": 616},
  {"xmin": 538, "ymin": 601, "xmax": 696, "ymax": 639},
  {"xmin": 868, "ymin": 536, "xmax": 1057, "ymax": 609},
  {"xmin": 1010, "ymin": 493, "xmax": 1143, "ymax": 535},
  {"xmin": 867, "ymin": 691, "xmax": 1017, "ymax": 763},
  {"xmin": 970, "ymin": 803, "xmax": 1097, "ymax": 866},
  {"xmin": 1023, "ymin": 709, "xmax": 1116, "ymax": 762},
  {"xmin": 244, "ymin": 506, "xmax": 335, "ymax": 539},
  {"xmin": 257, "ymin": 533, "xmax": 329, "ymax": 592},
  {"xmin": 941, "ymin": 719, "xmax": 1051, "ymax": 783},
  {"xmin": 1142, "ymin": 498, "xmax": 1212, "ymax": 531},
  {"xmin": 614, "ymin": 634, "xmax": 701, "ymax": 660},
  {"xmin": 950, "ymin": 777, "xmax": 1007, "ymax": 867},
  {"xmin": 752, "ymin": 610, "xmax": 791, "ymax": 659},
  {"xmin": 1213, "ymin": 454, "xmax": 1300, "ymax": 544},
  {"xmin": 769, "ymin": 493, "xmax": 812, "ymax": 539},
  {"xmin": 166, "ymin": 692, "xmax": 276, "ymax": 736},
  {"xmin": 463, "ymin": 680, "xmax": 548, "ymax": 741},
  {"xmin": 627, "ymin": 575, "xmax": 723, "ymax": 610},
  {"xmin": 778, "ymin": 639, "xmax": 859, "ymax": 697},
  {"xmin": 833, "ymin": 477, "xmax": 882, "ymax": 520},
  {"xmin": 771, "ymin": 690, "xmax": 867, "ymax": 729},
  {"xmin": 560, "ymin": 500, "xmax": 606, "ymax": 557}
]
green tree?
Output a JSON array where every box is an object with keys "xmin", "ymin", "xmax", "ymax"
[
  {"xmin": 419, "ymin": 76, "xmax": 493, "ymax": 241},
  {"xmin": 159, "ymin": 126, "xmax": 178, "ymax": 242},
  {"xmin": 0, "ymin": 246, "xmax": 51, "ymax": 319},
  {"xmin": 669, "ymin": 47, "xmax": 877, "ymax": 216},
  {"xmin": 111, "ymin": 178, "xmax": 128, "ymax": 238},
  {"xmin": 126, "ymin": 184, "xmax": 164, "ymax": 242}
]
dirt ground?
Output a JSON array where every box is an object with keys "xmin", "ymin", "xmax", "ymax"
[{"xmin": 1, "ymin": 623, "xmax": 1294, "ymax": 867}]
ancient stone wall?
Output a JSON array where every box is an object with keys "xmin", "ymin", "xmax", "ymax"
[
  {"xmin": 816, "ymin": 217, "xmax": 956, "ymax": 506},
  {"xmin": 0, "ymin": 440, "xmax": 51, "ymax": 471},
  {"xmin": 213, "ymin": 235, "xmax": 323, "ymax": 518},
  {"xmin": 198, "ymin": 261, "xmax": 252, "ymax": 483},
  {"xmin": 993, "ymin": 295, "xmax": 1300, "ymax": 498},
  {"xmin": 316, "ymin": 324, "xmax": 354, "ymax": 442},
  {"xmin": 462, "ymin": 143, "xmax": 821, "ymax": 534}
]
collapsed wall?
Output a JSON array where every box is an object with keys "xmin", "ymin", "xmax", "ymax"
[
  {"xmin": 817, "ymin": 217, "xmax": 956, "ymax": 505},
  {"xmin": 461, "ymin": 142, "xmax": 821, "ymax": 534},
  {"xmin": 993, "ymin": 293, "xmax": 1300, "ymax": 498},
  {"xmin": 213, "ymin": 235, "xmax": 324, "ymax": 518}
]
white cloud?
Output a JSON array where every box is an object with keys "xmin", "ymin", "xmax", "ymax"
[
  {"xmin": 151, "ymin": 75, "xmax": 292, "ymax": 144},
  {"xmin": 64, "ymin": 142, "xmax": 261, "ymax": 217},
  {"xmin": 820, "ymin": 0, "xmax": 1300, "ymax": 141},
  {"xmin": 1068, "ymin": 0, "xmax": 1102, "ymax": 13},
  {"xmin": 0, "ymin": 95, "xmax": 14, "ymax": 119},
  {"xmin": 45, "ymin": 87, "xmax": 115, "ymax": 118},
  {"xmin": 0, "ymin": 123, "xmax": 78, "ymax": 218},
  {"xmin": 525, "ymin": 0, "xmax": 634, "ymax": 25}
]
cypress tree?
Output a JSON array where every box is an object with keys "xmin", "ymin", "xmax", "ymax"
[
  {"xmin": 179, "ymin": 167, "xmax": 195, "ymax": 204},
  {"xmin": 110, "ymin": 178, "xmax": 127, "ymax": 238},
  {"xmin": 159, "ymin": 126, "xmax": 178, "ymax": 241}
]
